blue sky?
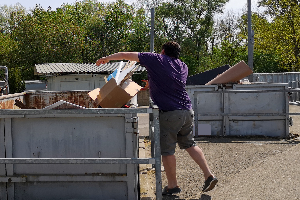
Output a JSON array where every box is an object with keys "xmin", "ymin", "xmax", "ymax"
[{"xmin": 0, "ymin": 0, "xmax": 259, "ymax": 13}]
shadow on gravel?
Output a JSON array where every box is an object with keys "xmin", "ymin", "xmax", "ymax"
[
  {"xmin": 199, "ymin": 194, "xmax": 211, "ymax": 200},
  {"xmin": 160, "ymin": 193, "xmax": 211, "ymax": 200},
  {"xmin": 194, "ymin": 136, "xmax": 300, "ymax": 145}
]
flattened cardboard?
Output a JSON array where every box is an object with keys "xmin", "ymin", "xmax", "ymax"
[
  {"xmin": 205, "ymin": 60, "xmax": 253, "ymax": 85},
  {"xmin": 121, "ymin": 79, "xmax": 142, "ymax": 95},
  {"xmin": 98, "ymin": 78, "xmax": 118, "ymax": 99},
  {"xmin": 95, "ymin": 78, "xmax": 141, "ymax": 108},
  {"xmin": 88, "ymin": 88, "xmax": 100, "ymax": 101}
]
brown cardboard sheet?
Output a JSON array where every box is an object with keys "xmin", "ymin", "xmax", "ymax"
[
  {"xmin": 205, "ymin": 60, "xmax": 253, "ymax": 85},
  {"xmin": 121, "ymin": 79, "xmax": 142, "ymax": 95},
  {"xmin": 88, "ymin": 88, "xmax": 100, "ymax": 101}
]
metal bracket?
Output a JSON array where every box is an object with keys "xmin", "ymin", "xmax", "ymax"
[{"xmin": 0, "ymin": 176, "xmax": 26, "ymax": 183}]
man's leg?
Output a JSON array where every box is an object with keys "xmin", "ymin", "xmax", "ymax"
[
  {"xmin": 162, "ymin": 154, "xmax": 177, "ymax": 189},
  {"xmin": 185, "ymin": 145, "xmax": 213, "ymax": 180},
  {"xmin": 159, "ymin": 110, "xmax": 184, "ymax": 190}
]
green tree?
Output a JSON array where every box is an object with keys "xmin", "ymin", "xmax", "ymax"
[
  {"xmin": 154, "ymin": 0, "xmax": 229, "ymax": 75},
  {"xmin": 125, "ymin": 7, "xmax": 151, "ymax": 52},
  {"xmin": 211, "ymin": 40, "xmax": 247, "ymax": 67},
  {"xmin": 0, "ymin": 32, "xmax": 17, "ymax": 67},
  {"xmin": 0, "ymin": 4, "xmax": 27, "ymax": 93},
  {"xmin": 231, "ymin": 11, "xmax": 284, "ymax": 73},
  {"xmin": 255, "ymin": 0, "xmax": 300, "ymax": 71},
  {"xmin": 1, "ymin": 0, "xmax": 153, "ymax": 93},
  {"xmin": 210, "ymin": 12, "xmax": 248, "ymax": 69},
  {"xmin": 12, "ymin": 5, "xmax": 86, "ymax": 68},
  {"xmin": 81, "ymin": 0, "xmax": 152, "ymax": 65},
  {"xmin": 8, "ymin": 67, "xmax": 25, "ymax": 94}
]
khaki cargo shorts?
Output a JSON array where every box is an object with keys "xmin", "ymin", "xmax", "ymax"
[{"xmin": 159, "ymin": 109, "xmax": 196, "ymax": 156}]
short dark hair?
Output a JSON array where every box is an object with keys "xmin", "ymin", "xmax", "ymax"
[{"xmin": 162, "ymin": 41, "xmax": 181, "ymax": 59}]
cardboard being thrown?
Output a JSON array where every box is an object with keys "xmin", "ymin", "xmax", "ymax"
[
  {"xmin": 205, "ymin": 60, "xmax": 253, "ymax": 85},
  {"xmin": 88, "ymin": 61, "xmax": 142, "ymax": 108}
]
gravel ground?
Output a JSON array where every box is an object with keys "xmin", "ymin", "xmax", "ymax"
[{"xmin": 139, "ymin": 105, "xmax": 300, "ymax": 200}]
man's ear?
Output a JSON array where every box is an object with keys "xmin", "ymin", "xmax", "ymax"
[{"xmin": 161, "ymin": 49, "xmax": 165, "ymax": 55}]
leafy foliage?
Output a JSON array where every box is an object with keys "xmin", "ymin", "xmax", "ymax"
[
  {"xmin": 154, "ymin": 0, "xmax": 229, "ymax": 74},
  {"xmin": 0, "ymin": 0, "xmax": 300, "ymax": 93},
  {"xmin": 254, "ymin": 0, "xmax": 300, "ymax": 71},
  {"xmin": 8, "ymin": 67, "xmax": 25, "ymax": 93}
]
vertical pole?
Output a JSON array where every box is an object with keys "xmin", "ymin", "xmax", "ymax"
[
  {"xmin": 5, "ymin": 118, "xmax": 14, "ymax": 200},
  {"xmin": 284, "ymin": 85, "xmax": 289, "ymax": 138},
  {"xmin": 153, "ymin": 108, "xmax": 162, "ymax": 200},
  {"xmin": 150, "ymin": 8, "xmax": 155, "ymax": 53},
  {"xmin": 194, "ymin": 92, "xmax": 199, "ymax": 137},
  {"xmin": 248, "ymin": 0, "xmax": 254, "ymax": 82},
  {"xmin": 149, "ymin": 7, "xmax": 155, "ymax": 132}
]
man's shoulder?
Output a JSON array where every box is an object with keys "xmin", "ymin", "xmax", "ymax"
[
  {"xmin": 139, "ymin": 52, "xmax": 160, "ymax": 56},
  {"xmin": 139, "ymin": 52, "xmax": 162, "ymax": 64}
]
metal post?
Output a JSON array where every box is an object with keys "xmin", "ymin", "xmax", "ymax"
[
  {"xmin": 194, "ymin": 92, "xmax": 199, "ymax": 137},
  {"xmin": 152, "ymin": 108, "xmax": 162, "ymax": 200},
  {"xmin": 150, "ymin": 8, "xmax": 155, "ymax": 53},
  {"xmin": 149, "ymin": 8, "xmax": 155, "ymax": 152},
  {"xmin": 248, "ymin": 0, "xmax": 254, "ymax": 82}
]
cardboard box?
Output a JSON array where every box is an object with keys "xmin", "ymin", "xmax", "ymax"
[
  {"xmin": 205, "ymin": 60, "xmax": 253, "ymax": 85},
  {"xmin": 88, "ymin": 61, "xmax": 142, "ymax": 108}
]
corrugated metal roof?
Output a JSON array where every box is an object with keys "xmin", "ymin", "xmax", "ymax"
[{"xmin": 35, "ymin": 62, "xmax": 146, "ymax": 75}]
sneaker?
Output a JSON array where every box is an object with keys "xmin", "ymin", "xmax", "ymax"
[
  {"xmin": 162, "ymin": 186, "xmax": 181, "ymax": 195},
  {"xmin": 202, "ymin": 176, "xmax": 218, "ymax": 192}
]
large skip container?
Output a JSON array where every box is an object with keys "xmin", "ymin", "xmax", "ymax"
[
  {"xmin": 186, "ymin": 83, "xmax": 289, "ymax": 137},
  {"xmin": 0, "ymin": 108, "xmax": 161, "ymax": 200}
]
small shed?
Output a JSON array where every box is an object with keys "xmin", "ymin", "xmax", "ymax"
[{"xmin": 35, "ymin": 62, "xmax": 146, "ymax": 91}]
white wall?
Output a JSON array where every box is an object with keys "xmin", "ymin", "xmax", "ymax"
[{"xmin": 47, "ymin": 74, "xmax": 107, "ymax": 91}]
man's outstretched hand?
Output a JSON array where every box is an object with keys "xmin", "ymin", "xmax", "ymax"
[{"xmin": 96, "ymin": 57, "xmax": 109, "ymax": 66}]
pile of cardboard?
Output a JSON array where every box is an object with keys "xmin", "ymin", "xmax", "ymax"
[{"xmin": 88, "ymin": 61, "xmax": 142, "ymax": 108}]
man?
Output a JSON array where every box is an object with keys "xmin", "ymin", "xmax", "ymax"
[{"xmin": 96, "ymin": 41, "xmax": 218, "ymax": 195}]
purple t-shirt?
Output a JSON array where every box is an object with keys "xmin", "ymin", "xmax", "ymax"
[{"xmin": 138, "ymin": 52, "xmax": 192, "ymax": 111}]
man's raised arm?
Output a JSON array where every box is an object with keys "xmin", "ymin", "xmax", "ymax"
[{"xmin": 96, "ymin": 52, "xmax": 140, "ymax": 66}]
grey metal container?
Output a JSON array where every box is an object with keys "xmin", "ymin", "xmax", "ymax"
[
  {"xmin": 252, "ymin": 72, "xmax": 300, "ymax": 102},
  {"xmin": 0, "ymin": 108, "xmax": 151, "ymax": 200},
  {"xmin": 186, "ymin": 83, "xmax": 289, "ymax": 137}
]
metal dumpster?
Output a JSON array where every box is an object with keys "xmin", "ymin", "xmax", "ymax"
[
  {"xmin": 186, "ymin": 83, "xmax": 289, "ymax": 137},
  {"xmin": 0, "ymin": 108, "xmax": 162, "ymax": 200}
]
